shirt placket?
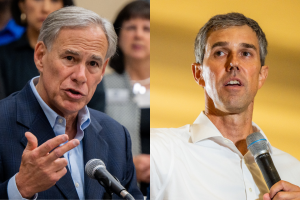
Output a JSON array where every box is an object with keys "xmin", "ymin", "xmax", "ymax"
[
  {"xmin": 241, "ymin": 157, "xmax": 258, "ymax": 200},
  {"xmin": 68, "ymin": 146, "xmax": 85, "ymax": 200}
]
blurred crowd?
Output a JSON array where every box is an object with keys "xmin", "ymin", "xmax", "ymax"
[{"xmin": 0, "ymin": 0, "xmax": 149, "ymax": 196}]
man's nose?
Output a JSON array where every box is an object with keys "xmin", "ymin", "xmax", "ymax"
[
  {"xmin": 71, "ymin": 64, "xmax": 87, "ymax": 84},
  {"xmin": 226, "ymin": 53, "xmax": 240, "ymax": 72}
]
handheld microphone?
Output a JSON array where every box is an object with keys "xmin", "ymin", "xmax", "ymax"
[
  {"xmin": 85, "ymin": 159, "xmax": 135, "ymax": 200},
  {"xmin": 246, "ymin": 132, "xmax": 281, "ymax": 189}
]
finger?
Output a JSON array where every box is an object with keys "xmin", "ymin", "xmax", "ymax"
[
  {"xmin": 36, "ymin": 134, "xmax": 69, "ymax": 157},
  {"xmin": 25, "ymin": 132, "xmax": 38, "ymax": 151},
  {"xmin": 272, "ymin": 191, "xmax": 300, "ymax": 200},
  {"xmin": 47, "ymin": 139, "xmax": 79, "ymax": 162},
  {"xmin": 56, "ymin": 166, "xmax": 68, "ymax": 177},
  {"xmin": 47, "ymin": 167, "xmax": 68, "ymax": 186},
  {"xmin": 270, "ymin": 181, "xmax": 300, "ymax": 198},
  {"xmin": 50, "ymin": 158, "xmax": 69, "ymax": 171},
  {"xmin": 263, "ymin": 193, "xmax": 271, "ymax": 200}
]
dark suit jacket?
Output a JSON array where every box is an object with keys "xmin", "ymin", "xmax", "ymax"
[{"xmin": 0, "ymin": 82, "xmax": 143, "ymax": 199}]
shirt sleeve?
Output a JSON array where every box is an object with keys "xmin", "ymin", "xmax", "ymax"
[{"xmin": 7, "ymin": 173, "xmax": 38, "ymax": 200}]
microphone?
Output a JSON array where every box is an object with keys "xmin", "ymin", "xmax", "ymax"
[
  {"xmin": 85, "ymin": 159, "xmax": 135, "ymax": 200},
  {"xmin": 246, "ymin": 132, "xmax": 281, "ymax": 189}
]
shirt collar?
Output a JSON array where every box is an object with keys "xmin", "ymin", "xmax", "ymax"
[
  {"xmin": 190, "ymin": 111, "xmax": 273, "ymax": 154},
  {"xmin": 30, "ymin": 76, "xmax": 91, "ymax": 130}
]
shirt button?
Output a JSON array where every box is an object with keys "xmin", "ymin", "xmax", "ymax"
[
  {"xmin": 249, "ymin": 188, "xmax": 252, "ymax": 192},
  {"xmin": 58, "ymin": 118, "xmax": 63, "ymax": 124},
  {"xmin": 75, "ymin": 182, "xmax": 79, "ymax": 188}
]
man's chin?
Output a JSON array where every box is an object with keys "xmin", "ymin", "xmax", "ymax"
[
  {"xmin": 222, "ymin": 103, "xmax": 250, "ymax": 114},
  {"xmin": 60, "ymin": 101, "xmax": 86, "ymax": 114}
]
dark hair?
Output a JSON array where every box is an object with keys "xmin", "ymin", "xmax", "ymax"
[
  {"xmin": 109, "ymin": 0, "xmax": 150, "ymax": 74},
  {"xmin": 194, "ymin": 12, "xmax": 268, "ymax": 66},
  {"xmin": 11, "ymin": 0, "xmax": 74, "ymax": 27}
]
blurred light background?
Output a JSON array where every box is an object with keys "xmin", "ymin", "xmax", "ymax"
[
  {"xmin": 151, "ymin": 0, "xmax": 300, "ymax": 160},
  {"xmin": 74, "ymin": 0, "xmax": 133, "ymax": 22}
]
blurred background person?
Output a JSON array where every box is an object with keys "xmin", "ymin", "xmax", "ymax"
[
  {"xmin": 104, "ymin": 0, "xmax": 150, "ymax": 195},
  {"xmin": 0, "ymin": 0, "xmax": 25, "ymax": 45}
]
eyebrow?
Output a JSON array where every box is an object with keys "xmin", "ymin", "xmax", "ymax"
[
  {"xmin": 91, "ymin": 55, "xmax": 103, "ymax": 66},
  {"xmin": 64, "ymin": 49, "xmax": 80, "ymax": 56},
  {"xmin": 211, "ymin": 42, "xmax": 229, "ymax": 50},
  {"xmin": 211, "ymin": 42, "xmax": 257, "ymax": 51},
  {"xmin": 240, "ymin": 43, "xmax": 257, "ymax": 51},
  {"xmin": 64, "ymin": 49, "xmax": 103, "ymax": 65}
]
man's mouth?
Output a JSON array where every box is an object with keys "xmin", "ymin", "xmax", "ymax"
[
  {"xmin": 68, "ymin": 89, "xmax": 82, "ymax": 95},
  {"xmin": 65, "ymin": 88, "xmax": 85, "ymax": 99},
  {"xmin": 225, "ymin": 80, "xmax": 242, "ymax": 86}
]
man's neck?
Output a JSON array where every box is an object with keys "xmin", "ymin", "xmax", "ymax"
[
  {"xmin": 65, "ymin": 114, "xmax": 78, "ymax": 140},
  {"xmin": 205, "ymin": 104, "xmax": 255, "ymax": 155},
  {"xmin": 36, "ymin": 79, "xmax": 78, "ymax": 140}
]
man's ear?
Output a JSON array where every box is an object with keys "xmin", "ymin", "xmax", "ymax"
[
  {"xmin": 34, "ymin": 41, "xmax": 47, "ymax": 74},
  {"xmin": 192, "ymin": 63, "xmax": 205, "ymax": 87},
  {"xmin": 258, "ymin": 65, "xmax": 269, "ymax": 89}
]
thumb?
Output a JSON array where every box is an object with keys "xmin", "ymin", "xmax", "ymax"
[
  {"xmin": 24, "ymin": 132, "xmax": 38, "ymax": 151},
  {"xmin": 263, "ymin": 193, "xmax": 271, "ymax": 200}
]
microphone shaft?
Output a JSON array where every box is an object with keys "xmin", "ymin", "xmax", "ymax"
[
  {"xmin": 94, "ymin": 167, "xmax": 126, "ymax": 195},
  {"xmin": 255, "ymin": 153, "xmax": 281, "ymax": 189}
]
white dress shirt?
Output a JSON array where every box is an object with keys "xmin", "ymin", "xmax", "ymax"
[{"xmin": 150, "ymin": 112, "xmax": 300, "ymax": 200}]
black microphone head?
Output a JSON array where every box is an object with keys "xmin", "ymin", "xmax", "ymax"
[
  {"xmin": 246, "ymin": 132, "xmax": 269, "ymax": 158},
  {"xmin": 85, "ymin": 159, "xmax": 106, "ymax": 179}
]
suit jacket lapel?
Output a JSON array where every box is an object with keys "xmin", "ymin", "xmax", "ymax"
[
  {"xmin": 83, "ymin": 114, "xmax": 109, "ymax": 199},
  {"xmin": 17, "ymin": 83, "xmax": 79, "ymax": 200}
]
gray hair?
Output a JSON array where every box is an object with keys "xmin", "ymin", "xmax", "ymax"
[
  {"xmin": 38, "ymin": 6, "xmax": 117, "ymax": 60},
  {"xmin": 194, "ymin": 12, "xmax": 268, "ymax": 66}
]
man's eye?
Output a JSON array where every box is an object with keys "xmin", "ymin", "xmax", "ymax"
[
  {"xmin": 215, "ymin": 51, "xmax": 225, "ymax": 56},
  {"xmin": 66, "ymin": 56, "xmax": 73, "ymax": 61},
  {"xmin": 90, "ymin": 61, "xmax": 98, "ymax": 67},
  {"xmin": 243, "ymin": 52, "xmax": 251, "ymax": 56}
]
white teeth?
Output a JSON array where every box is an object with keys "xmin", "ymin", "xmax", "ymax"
[{"xmin": 227, "ymin": 80, "xmax": 240, "ymax": 85}]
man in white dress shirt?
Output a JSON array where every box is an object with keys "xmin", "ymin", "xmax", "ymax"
[{"xmin": 150, "ymin": 13, "xmax": 300, "ymax": 200}]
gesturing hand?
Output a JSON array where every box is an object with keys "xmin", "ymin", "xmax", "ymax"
[
  {"xmin": 263, "ymin": 180, "xmax": 300, "ymax": 200},
  {"xmin": 15, "ymin": 132, "xmax": 80, "ymax": 199}
]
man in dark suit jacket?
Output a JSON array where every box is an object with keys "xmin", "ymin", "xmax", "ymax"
[{"xmin": 0, "ymin": 6, "xmax": 143, "ymax": 200}]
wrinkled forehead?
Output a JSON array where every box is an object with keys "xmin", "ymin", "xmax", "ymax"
[
  {"xmin": 205, "ymin": 25, "xmax": 259, "ymax": 49},
  {"xmin": 51, "ymin": 25, "xmax": 108, "ymax": 54}
]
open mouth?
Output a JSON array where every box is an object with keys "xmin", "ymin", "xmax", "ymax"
[
  {"xmin": 65, "ymin": 88, "xmax": 84, "ymax": 100},
  {"xmin": 225, "ymin": 80, "xmax": 242, "ymax": 86},
  {"xmin": 68, "ymin": 89, "xmax": 81, "ymax": 95}
]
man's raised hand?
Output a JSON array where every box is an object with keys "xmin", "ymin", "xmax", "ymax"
[
  {"xmin": 15, "ymin": 132, "xmax": 79, "ymax": 199},
  {"xmin": 263, "ymin": 180, "xmax": 300, "ymax": 200}
]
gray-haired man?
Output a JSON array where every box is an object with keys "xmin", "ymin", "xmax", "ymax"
[
  {"xmin": 0, "ymin": 6, "xmax": 143, "ymax": 199},
  {"xmin": 151, "ymin": 13, "xmax": 300, "ymax": 200}
]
